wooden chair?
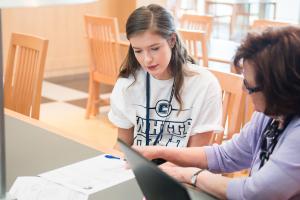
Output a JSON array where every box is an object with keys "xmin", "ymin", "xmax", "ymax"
[
  {"xmin": 179, "ymin": 14, "xmax": 213, "ymax": 40},
  {"xmin": 178, "ymin": 29, "xmax": 209, "ymax": 67},
  {"xmin": 178, "ymin": 13, "xmax": 237, "ymax": 70},
  {"xmin": 242, "ymin": 93, "xmax": 255, "ymax": 126},
  {"xmin": 208, "ymin": 68, "xmax": 244, "ymax": 144},
  {"xmin": 84, "ymin": 15, "xmax": 123, "ymax": 118},
  {"xmin": 204, "ymin": 0, "xmax": 236, "ymax": 39},
  {"xmin": 251, "ymin": 19, "xmax": 290, "ymax": 30},
  {"xmin": 4, "ymin": 33, "xmax": 48, "ymax": 120}
]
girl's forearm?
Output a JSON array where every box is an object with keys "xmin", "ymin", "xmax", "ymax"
[{"xmin": 160, "ymin": 147, "xmax": 208, "ymax": 169}]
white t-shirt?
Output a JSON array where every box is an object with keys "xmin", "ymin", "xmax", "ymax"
[{"xmin": 108, "ymin": 64, "xmax": 223, "ymax": 147}]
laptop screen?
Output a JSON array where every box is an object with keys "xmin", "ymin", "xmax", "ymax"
[{"xmin": 118, "ymin": 139, "xmax": 191, "ymax": 200}]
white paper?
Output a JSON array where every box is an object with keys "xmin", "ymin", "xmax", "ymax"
[
  {"xmin": 9, "ymin": 176, "xmax": 88, "ymax": 200},
  {"xmin": 39, "ymin": 154, "xmax": 134, "ymax": 195}
]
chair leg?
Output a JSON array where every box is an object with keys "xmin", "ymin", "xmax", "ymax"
[
  {"xmin": 85, "ymin": 76, "xmax": 94, "ymax": 119},
  {"xmin": 92, "ymin": 83, "xmax": 100, "ymax": 116}
]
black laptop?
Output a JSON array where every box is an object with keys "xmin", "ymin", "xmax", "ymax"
[{"xmin": 117, "ymin": 139, "xmax": 216, "ymax": 200}]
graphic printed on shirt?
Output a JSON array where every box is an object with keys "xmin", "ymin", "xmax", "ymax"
[{"xmin": 134, "ymin": 98, "xmax": 192, "ymax": 147}]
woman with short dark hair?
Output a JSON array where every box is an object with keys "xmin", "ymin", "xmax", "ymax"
[
  {"xmin": 135, "ymin": 26, "xmax": 300, "ymax": 199},
  {"xmin": 234, "ymin": 26, "xmax": 300, "ymax": 116}
]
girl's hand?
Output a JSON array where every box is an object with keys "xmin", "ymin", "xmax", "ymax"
[
  {"xmin": 124, "ymin": 146, "xmax": 167, "ymax": 169},
  {"xmin": 133, "ymin": 145, "xmax": 166, "ymax": 160}
]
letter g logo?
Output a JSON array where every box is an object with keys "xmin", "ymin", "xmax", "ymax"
[{"xmin": 155, "ymin": 100, "xmax": 172, "ymax": 117}]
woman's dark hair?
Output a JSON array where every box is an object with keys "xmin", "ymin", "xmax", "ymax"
[
  {"xmin": 119, "ymin": 4, "xmax": 194, "ymax": 109},
  {"xmin": 234, "ymin": 26, "xmax": 300, "ymax": 116}
]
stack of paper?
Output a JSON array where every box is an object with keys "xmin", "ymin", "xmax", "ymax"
[
  {"xmin": 9, "ymin": 154, "xmax": 135, "ymax": 200},
  {"xmin": 9, "ymin": 177, "xmax": 88, "ymax": 200}
]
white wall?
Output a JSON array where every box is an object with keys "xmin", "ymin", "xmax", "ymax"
[
  {"xmin": 136, "ymin": 0, "xmax": 166, "ymax": 7},
  {"xmin": 276, "ymin": 0, "xmax": 300, "ymax": 23}
]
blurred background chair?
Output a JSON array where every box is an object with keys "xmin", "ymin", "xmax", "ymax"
[
  {"xmin": 4, "ymin": 32, "xmax": 48, "ymax": 120},
  {"xmin": 84, "ymin": 15, "xmax": 123, "ymax": 119},
  {"xmin": 208, "ymin": 68, "xmax": 244, "ymax": 144},
  {"xmin": 242, "ymin": 93, "xmax": 255, "ymax": 126},
  {"xmin": 251, "ymin": 19, "xmax": 290, "ymax": 30},
  {"xmin": 177, "ymin": 12, "xmax": 238, "ymax": 71},
  {"xmin": 178, "ymin": 29, "xmax": 209, "ymax": 67},
  {"xmin": 205, "ymin": 0, "xmax": 277, "ymax": 40},
  {"xmin": 179, "ymin": 13, "xmax": 214, "ymax": 40}
]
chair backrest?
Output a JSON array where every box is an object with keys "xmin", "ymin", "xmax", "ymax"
[
  {"xmin": 84, "ymin": 15, "xmax": 121, "ymax": 85},
  {"xmin": 178, "ymin": 29, "xmax": 209, "ymax": 67},
  {"xmin": 4, "ymin": 32, "xmax": 48, "ymax": 119},
  {"xmin": 241, "ymin": 93, "xmax": 255, "ymax": 126},
  {"xmin": 179, "ymin": 14, "xmax": 213, "ymax": 40},
  {"xmin": 251, "ymin": 19, "xmax": 290, "ymax": 30},
  {"xmin": 208, "ymin": 68, "xmax": 244, "ymax": 144}
]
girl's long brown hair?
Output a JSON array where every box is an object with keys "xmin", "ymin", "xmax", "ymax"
[{"xmin": 119, "ymin": 4, "xmax": 195, "ymax": 110}]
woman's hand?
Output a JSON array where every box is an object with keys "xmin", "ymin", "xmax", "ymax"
[{"xmin": 160, "ymin": 164, "xmax": 200, "ymax": 185}]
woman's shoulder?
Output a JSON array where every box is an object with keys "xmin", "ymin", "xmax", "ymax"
[
  {"xmin": 285, "ymin": 115, "xmax": 300, "ymax": 141},
  {"xmin": 249, "ymin": 112, "xmax": 271, "ymax": 130}
]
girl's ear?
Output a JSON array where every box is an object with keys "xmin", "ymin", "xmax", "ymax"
[{"xmin": 168, "ymin": 33, "xmax": 177, "ymax": 48}]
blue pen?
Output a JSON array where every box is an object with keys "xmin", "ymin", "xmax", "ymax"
[{"xmin": 105, "ymin": 154, "xmax": 121, "ymax": 160}]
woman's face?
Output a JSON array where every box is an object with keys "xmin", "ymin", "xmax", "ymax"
[
  {"xmin": 129, "ymin": 31, "xmax": 174, "ymax": 80},
  {"xmin": 243, "ymin": 61, "xmax": 266, "ymax": 113}
]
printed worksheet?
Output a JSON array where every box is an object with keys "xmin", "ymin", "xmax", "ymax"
[
  {"xmin": 9, "ymin": 176, "xmax": 88, "ymax": 200},
  {"xmin": 39, "ymin": 154, "xmax": 135, "ymax": 195}
]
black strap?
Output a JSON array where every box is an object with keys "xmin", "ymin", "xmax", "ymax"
[
  {"xmin": 259, "ymin": 116, "xmax": 293, "ymax": 169},
  {"xmin": 145, "ymin": 73, "xmax": 150, "ymax": 145},
  {"xmin": 153, "ymin": 81, "xmax": 175, "ymax": 145},
  {"xmin": 145, "ymin": 72, "xmax": 175, "ymax": 146}
]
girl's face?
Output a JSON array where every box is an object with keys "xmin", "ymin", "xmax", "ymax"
[{"xmin": 129, "ymin": 31, "xmax": 174, "ymax": 80}]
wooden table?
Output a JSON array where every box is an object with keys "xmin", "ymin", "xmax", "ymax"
[
  {"xmin": 4, "ymin": 109, "xmax": 143, "ymax": 200},
  {"xmin": 4, "ymin": 109, "xmax": 217, "ymax": 199}
]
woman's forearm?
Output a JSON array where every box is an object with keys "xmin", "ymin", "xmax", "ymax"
[
  {"xmin": 160, "ymin": 163, "xmax": 230, "ymax": 199},
  {"xmin": 196, "ymin": 171, "xmax": 229, "ymax": 200}
]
